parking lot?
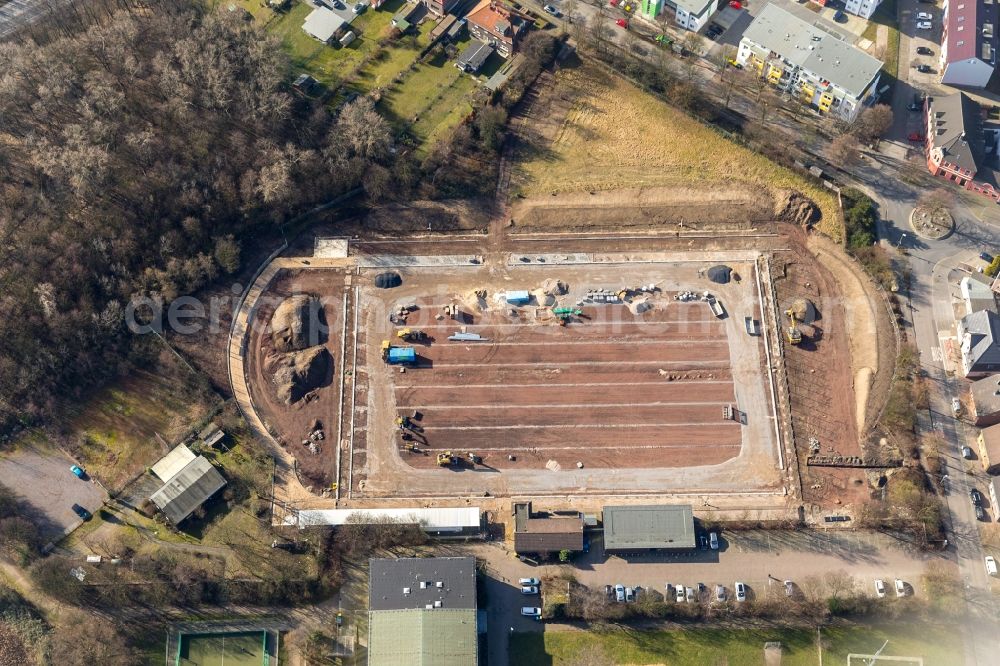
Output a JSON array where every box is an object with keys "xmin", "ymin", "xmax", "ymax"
[{"xmin": 0, "ymin": 441, "xmax": 108, "ymax": 546}]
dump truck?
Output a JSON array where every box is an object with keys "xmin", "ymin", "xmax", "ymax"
[
  {"xmin": 784, "ymin": 310, "xmax": 803, "ymax": 345},
  {"xmin": 707, "ymin": 296, "xmax": 725, "ymax": 318}
]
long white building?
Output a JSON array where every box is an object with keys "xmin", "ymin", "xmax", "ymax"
[{"xmin": 736, "ymin": 4, "xmax": 884, "ymax": 122}]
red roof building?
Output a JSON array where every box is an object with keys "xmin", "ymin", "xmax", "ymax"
[
  {"xmin": 466, "ymin": 0, "xmax": 525, "ymax": 58},
  {"xmin": 940, "ymin": 0, "xmax": 998, "ymax": 88}
]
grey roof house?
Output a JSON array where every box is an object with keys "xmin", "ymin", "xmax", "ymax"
[
  {"xmin": 603, "ymin": 504, "xmax": 696, "ymax": 551},
  {"xmin": 972, "ymin": 374, "xmax": 1000, "ymax": 427},
  {"xmin": 958, "ymin": 309, "xmax": 1000, "ymax": 377},
  {"xmin": 149, "ymin": 450, "xmax": 226, "ymax": 525},
  {"xmin": 368, "ymin": 557, "xmax": 478, "ymax": 666}
]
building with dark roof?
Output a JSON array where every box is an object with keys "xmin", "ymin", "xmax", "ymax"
[
  {"xmin": 940, "ymin": 0, "xmax": 998, "ymax": 88},
  {"xmin": 149, "ymin": 455, "xmax": 226, "ymax": 525},
  {"xmin": 923, "ymin": 93, "xmax": 1000, "ymax": 202},
  {"xmin": 978, "ymin": 423, "xmax": 1000, "ymax": 473},
  {"xmin": 513, "ymin": 503, "xmax": 584, "ymax": 555},
  {"xmin": 466, "ymin": 0, "xmax": 525, "ymax": 58},
  {"xmin": 958, "ymin": 309, "xmax": 1000, "ymax": 377},
  {"xmin": 602, "ymin": 505, "xmax": 696, "ymax": 551},
  {"xmin": 368, "ymin": 557, "xmax": 478, "ymax": 666},
  {"xmin": 456, "ymin": 40, "xmax": 494, "ymax": 73},
  {"xmin": 972, "ymin": 373, "xmax": 1000, "ymax": 426}
]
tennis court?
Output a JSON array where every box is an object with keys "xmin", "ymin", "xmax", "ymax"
[{"xmin": 176, "ymin": 631, "xmax": 271, "ymax": 666}]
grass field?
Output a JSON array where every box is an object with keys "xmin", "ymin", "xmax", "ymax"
[
  {"xmin": 511, "ymin": 62, "xmax": 842, "ymax": 240},
  {"xmin": 177, "ymin": 632, "xmax": 267, "ymax": 666},
  {"xmin": 510, "ymin": 623, "xmax": 964, "ymax": 666},
  {"xmin": 63, "ymin": 354, "xmax": 219, "ymax": 491}
]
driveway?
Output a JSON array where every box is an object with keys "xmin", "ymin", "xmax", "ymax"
[{"xmin": 0, "ymin": 441, "xmax": 108, "ymax": 546}]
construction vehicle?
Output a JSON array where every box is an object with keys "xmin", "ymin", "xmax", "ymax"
[
  {"xmin": 467, "ymin": 452, "xmax": 482, "ymax": 465},
  {"xmin": 552, "ymin": 308, "xmax": 583, "ymax": 316},
  {"xmin": 382, "ymin": 341, "xmax": 417, "ymax": 365},
  {"xmin": 437, "ymin": 451, "xmax": 460, "ymax": 467},
  {"xmin": 784, "ymin": 309, "xmax": 803, "ymax": 345},
  {"xmin": 396, "ymin": 328, "xmax": 427, "ymax": 342}
]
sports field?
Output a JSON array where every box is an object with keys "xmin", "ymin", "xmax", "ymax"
[{"xmin": 176, "ymin": 631, "xmax": 269, "ymax": 666}]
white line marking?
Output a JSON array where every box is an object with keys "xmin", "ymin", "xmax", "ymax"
[
  {"xmin": 394, "ymin": 380, "xmax": 733, "ymax": 389},
  {"xmin": 397, "ymin": 401, "xmax": 732, "ymax": 409},
  {"xmin": 417, "ymin": 443, "xmax": 743, "ymax": 451},
  {"xmin": 423, "ymin": 422, "xmax": 741, "ymax": 430},
  {"xmin": 429, "ymin": 361, "xmax": 728, "ymax": 368}
]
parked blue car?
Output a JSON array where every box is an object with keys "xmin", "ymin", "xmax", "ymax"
[{"xmin": 70, "ymin": 465, "xmax": 86, "ymax": 479}]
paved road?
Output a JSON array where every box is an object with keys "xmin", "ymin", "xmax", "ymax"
[{"xmin": 863, "ymin": 98, "xmax": 1000, "ymax": 666}]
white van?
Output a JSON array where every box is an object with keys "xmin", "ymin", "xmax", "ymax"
[{"xmin": 986, "ymin": 556, "xmax": 998, "ymax": 576}]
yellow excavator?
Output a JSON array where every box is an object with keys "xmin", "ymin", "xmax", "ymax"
[
  {"xmin": 784, "ymin": 309, "xmax": 803, "ymax": 345},
  {"xmin": 437, "ymin": 451, "xmax": 458, "ymax": 467},
  {"xmin": 396, "ymin": 328, "xmax": 427, "ymax": 342}
]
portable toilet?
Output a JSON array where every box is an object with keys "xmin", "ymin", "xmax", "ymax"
[
  {"xmin": 506, "ymin": 290, "xmax": 531, "ymax": 306},
  {"xmin": 387, "ymin": 347, "xmax": 417, "ymax": 365}
]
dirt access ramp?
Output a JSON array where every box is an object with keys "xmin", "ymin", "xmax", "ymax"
[{"xmin": 509, "ymin": 187, "xmax": 819, "ymax": 233}]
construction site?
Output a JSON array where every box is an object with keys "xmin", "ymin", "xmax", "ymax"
[{"xmin": 232, "ymin": 211, "xmax": 898, "ymax": 519}]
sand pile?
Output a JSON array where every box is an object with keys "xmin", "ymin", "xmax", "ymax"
[
  {"xmin": 270, "ymin": 345, "xmax": 331, "ymax": 405},
  {"xmin": 270, "ymin": 295, "xmax": 325, "ymax": 353}
]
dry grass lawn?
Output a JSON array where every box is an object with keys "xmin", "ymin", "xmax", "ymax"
[{"xmin": 512, "ymin": 63, "xmax": 842, "ymax": 240}]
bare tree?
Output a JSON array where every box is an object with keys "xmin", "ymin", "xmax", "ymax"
[
  {"xmin": 830, "ymin": 132, "xmax": 861, "ymax": 166},
  {"xmin": 851, "ymin": 104, "xmax": 894, "ymax": 147},
  {"xmin": 917, "ymin": 188, "xmax": 954, "ymax": 216}
]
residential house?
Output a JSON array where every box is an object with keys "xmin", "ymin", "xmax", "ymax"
[
  {"xmin": 940, "ymin": 0, "xmax": 998, "ymax": 88},
  {"xmin": 302, "ymin": 7, "xmax": 346, "ymax": 44},
  {"xmin": 971, "ymin": 374, "xmax": 1000, "ymax": 426},
  {"xmin": 602, "ymin": 504, "xmax": 696, "ymax": 553},
  {"xmin": 844, "ymin": 0, "xmax": 884, "ymax": 19},
  {"xmin": 466, "ymin": 0, "xmax": 525, "ymax": 58},
  {"xmin": 923, "ymin": 92, "xmax": 1000, "ymax": 201},
  {"xmin": 978, "ymin": 423, "xmax": 1000, "ymax": 473},
  {"xmin": 513, "ymin": 502, "xmax": 585, "ymax": 556},
  {"xmin": 736, "ymin": 4, "xmax": 883, "ymax": 122},
  {"xmin": 957, "ymin": 309, "xmax": 1000, "ymax": 377},
  {"xmin": 674, "ymin": 0, "xmax": 718, "ymax": 31},
  {"xmin": 962, "ymin": 275, "xmax": 999, "ymax": 315},
  {"xmin": 368, "ymin": 557, "xmax": 479, "ymax": 665}
]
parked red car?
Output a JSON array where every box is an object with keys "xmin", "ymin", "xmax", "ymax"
[
  {"xmin": 609, "ymin": 0, "xmax": 620, "ymax": 6},
  {"xmin": 908, "ymin": 132, "xmax": 926, "ymax": 142},
  {"xmin": 616, "ymin": 17, "xmax": 628, "ymax": 27},
  {"xmin": 729, "ymin": 1, "xmax": 742, "ymax": 8}
]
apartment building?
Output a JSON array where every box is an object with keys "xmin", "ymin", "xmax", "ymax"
[{"xmin": 736, "ymin": 4, "xmax": 883, "ymax": 122}]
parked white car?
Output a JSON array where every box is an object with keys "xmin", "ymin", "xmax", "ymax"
[
  {"xmin": 916, "ymin": 11, "xmax": 932, "ymax": 19},
  {"xmin": 709, "ymin": 532, "xmax": 719, "ymax": 549},
  {"xmin": 784, "ymin": 580, "xmax": 795, "ymax": 597},
  {"xmin": 715, "ymin": 584, "xmax": 727, "ymax": 602},
  {"xmin": 916, "ymin": 20, "xmax": 933, "ymax": 29},
  {"xmin": 614, "ymin": 584, "xmax": 625, "ymax": 602},
  {"xmin": 676, "ymin": 585, "xmax": 685, "ymax": 603},
  {"xmin": 521, "ymin": 606, "xmax": 541, "ymax": 618},
  {"xmin": 519, "ymin": 577, "xmax": 540, "ymax": 586},
  {"xmin": 686, "ymin": 586, "xmax": 695, "ymax": 602},
  {"xmin": 894, "ymin": 578, "xmax": 907, "ymax": 597},
  {"xmin": 735, "ymin": 581, "xmax": 747, "ymax": 602},
  {"xmin": 520, "ymin": 585, "xmax": 539, "ymax": 595},
  {"xmin": 986, "ymin": 556, "xmax": 998, "ymax": 576},
  {"xmin": 874, "ymin": 579, "xmax": 886, "ymax": 598}
]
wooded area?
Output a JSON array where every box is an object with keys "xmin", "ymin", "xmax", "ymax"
[{"xmin": 0, "ymin": 2, "xmax": 394, "ymax": 434}]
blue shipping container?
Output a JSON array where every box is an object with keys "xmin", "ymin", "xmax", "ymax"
[
  {"xmin": 506, "ymin": 290, "xmax": 531, "ymax": 305},
  {"xmin": 387, "ymin": 347, "xmax": 416, "ymax": 364}
]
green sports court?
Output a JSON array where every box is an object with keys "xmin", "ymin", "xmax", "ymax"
[{"xmin": 174, "ymin": 630, "xmax": 276, "ymax": 666}]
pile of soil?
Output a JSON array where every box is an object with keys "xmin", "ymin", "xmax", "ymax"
[
  {"xmin": 774, "ymin": 191, "xmax": 820, "ymax": 227},
  {"xmin": 270, "ymin": 345, "xmax": 331, "ymax": 405},
  {"xmin": 788, "ymin": 298, "xmax": 817, "ymax": 324},
  {"xmin": 540, "ymin": 278, "xmax": 568, "ymax": 295},
  {"xmin": 270, "ymin": 295, "xmax": 325, "ymax": 353}
]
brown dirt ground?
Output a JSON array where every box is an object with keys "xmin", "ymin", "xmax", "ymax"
[
  {"xmin": 244, "ymin": 268, "xmax": 350, "ymax": 490},
  {"xmin": 387, "ymin": 301, "xmax": 742, "ymax": 471}
]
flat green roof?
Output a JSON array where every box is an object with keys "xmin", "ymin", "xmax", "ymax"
[
  {"xmin": 603, "ymin": 505, "xmax": 696, "ymax": 550},
  {"xmin": 369, "ymin": 609, "xmax": 477, "ymax": 666}
]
